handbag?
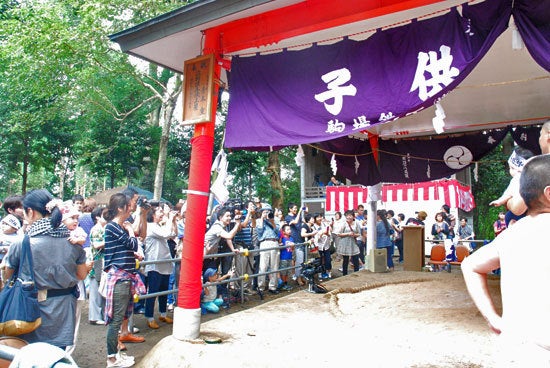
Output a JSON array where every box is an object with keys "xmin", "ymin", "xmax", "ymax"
[
  {"xmin": 98, "ymin": 271, "xmax": 109, "ymax": 298},
  {"xmin": 0, "ymin": 235, "xmax": 42, "ymax": 336},
  {"xmin": 329, "ymin": 239, "xmax": 336, "ymax": 254}
]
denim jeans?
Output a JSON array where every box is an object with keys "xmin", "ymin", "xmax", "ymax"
[
  {"xmin": 145, "ymin": 271, "xmax": 169, "ymax": 319},
  {"xmin": 319, "ymin": 249, "xmax": 332, "ymax": 273},
  {"xmin": 356, "ymin": 240, "xmax": 366, "ymax": 264},
  {"xmin": 395, "ymin": 238, "xmax": 404, "ymax": 262},
  {"xmin": 167, "ymin": 268, "xmax": 176, "ymax": 305},
  {"xmin": 106, "ymin": 280, "xmax": 131, "ymax": 356},
  {"xmin": 386, "ymin": 246, "xmax": 394, "ymax": 268},
  {"xmin": 294, "ymin": 246, "xmax": 305, "ymax": 279}
]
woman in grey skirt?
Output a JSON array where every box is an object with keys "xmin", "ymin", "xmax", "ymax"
[{"xmin": 334, "ymin": 210, "xmax": 360, "ymax": 275}]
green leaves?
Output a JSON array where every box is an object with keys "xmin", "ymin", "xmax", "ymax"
[{"xmin": 0, "ymin": 0, "xmax": 188, "ymax": 197}]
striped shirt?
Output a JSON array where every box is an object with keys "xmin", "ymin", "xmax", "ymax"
[
  {"xmin": 233, "ymin": 225, "xmax": 253, "ymax": 246},
  {"xmin": 104, "ymin": 221, "xmax": 138, "ymax": 273}
]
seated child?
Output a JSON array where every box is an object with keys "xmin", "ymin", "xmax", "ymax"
[{"xmin": 201, "ymin": 268, "xmax": 231, "ymax": 313}]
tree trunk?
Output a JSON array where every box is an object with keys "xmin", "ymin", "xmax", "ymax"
[
  {"xmin": 267, "ymin": 151, "xmax": 284, "ymax": 209},
  {"xmin": 153, "ymin": 77, "xmax": 182, "ymax": 200},
  {"xmin": 21, "ymin": 157, "xmax": 28, "ymax": 194}
]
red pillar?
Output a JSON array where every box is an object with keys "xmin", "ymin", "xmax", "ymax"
[{"xmin": 176, "ymin": 33, "xmax": 220, "ymax": 320}]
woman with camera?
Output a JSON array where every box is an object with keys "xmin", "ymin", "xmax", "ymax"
[{"xmin": 143, "ymin": 204, "xmax": 177, "ymax": 329}]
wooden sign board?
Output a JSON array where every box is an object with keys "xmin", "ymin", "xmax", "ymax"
[{"xmin": 182, "ymin": 54, "xmax": 215, "ymax": 125}]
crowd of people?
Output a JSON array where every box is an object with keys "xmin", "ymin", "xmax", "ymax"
[
  {"xmin": 0, "ymin": 186, "xmax": 503, "ymax": 367},
  {"xmin": 200, "ymin": 199, "xmax": 441, "ymax": 303},
  {"xmin": 0, "ymin": 188, "xmax": 186, "ymax": 368},
  {"xmin": 0, "ymin": 123, "xmax": 547, "ymax": 367}
]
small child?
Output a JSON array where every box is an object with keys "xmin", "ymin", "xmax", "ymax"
[
  {"xmin": 0, "ymin": 214, "xmax": 21, "ymax": 258},
  {"xmin": 279, "ymin": 224, "xmax": 294, "ymax": 291},
  {"xmin": 0, "ymin": 214, "xmax": 22, "ymax": 288},
  {"xmin": 201, "ymin": 268, "xmax": 231, "ymax": 313},
  {"xmin": 61, "ymin": 203, "xmax": 87, "ymax": 247}
]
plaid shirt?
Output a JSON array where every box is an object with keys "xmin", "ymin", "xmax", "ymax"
[{"xmin": 104, "ymin": 266, "xmax": 146, "ymax": 324}]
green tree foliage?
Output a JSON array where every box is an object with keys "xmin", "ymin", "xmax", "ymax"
[
  {"xmin": 471, "ymin": 138, "xmax": 512, "ymax": 240},
  {"xmin": 0, "ymin": 0, "xmax": 189, "ymax": 199},
  {"xmin": 0, "ymin": 0, "xmax": 306, "ymax": 207}
]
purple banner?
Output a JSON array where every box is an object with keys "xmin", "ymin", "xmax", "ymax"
[
  {"xmin": 513, "ymin": 1, "xmax": 550, "ymax": 72},
  {"xmin": 225, "ymin": 0, "xmax": 511, "ymax": 149},
  {"xmin": 318, "ymin": 137, "xmax": 382, "ymax": 185},
  {"xmin": 318, "ymin": 129, "xmax": 509, "ymax": 186},
  {"xmin": 378, "ymin": 129, "xmax": 510, "ymax": 184},
  {"xmin": 510, "ymin": 125, "xmax": 544, "ymax": 155}
]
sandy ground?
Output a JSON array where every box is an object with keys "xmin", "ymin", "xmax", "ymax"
[{"xmin": 69, "ymin": 262, "xmax": 503, "ymax": 368}]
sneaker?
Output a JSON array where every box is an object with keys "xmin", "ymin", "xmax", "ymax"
[
  {"xmin": 159, "ymin": 316, "xmax": 173, "ymax": 324},
  {"xmin": 358, "ymin": 266, "xmax": 365, "ymax": 271},
  {"xmin": 90, "ymin": 320, "xmax": 106, "ymax": 325},
  {"xmin": 132, "ymin": 327, "xmax": 140, "ymax": 334},
  {"xmin": 327, "ymin": 272, "xmax": 332, "ymax": 279},
  {"xmin": 167, "ymin": 303, "xmax": 174, "ymax": 311},
  {"xmin": 119, "ymin": 333, "xmax": 145, "ymax": 343},
  {"xmin": 320, "ymin": 273, "xmax": 328, "ymax": 279},
  {"xmin": 106, "ymin": 353, "xmax": 134, "ymax": 368},
  {"xmin": 281, "ymin": 284, "xmax": 293, "ymax": 291},
  {"xmin": 268, "ymin": 289, "xmax": 279, "ymax": 295},
  {"xmin": 338, "ymin": 268, "xmax": 343, "ymax": 272},
  {"xmin": 117, "ymin": 353, "xmax": 134, "ymax": 363},
  {"xmin": 134, "ymin": 307, "xmax": 145, "ymax": 314},
  {"xmin": 291, "ymin": 275, "xmax": 297, "ymax": 281}
]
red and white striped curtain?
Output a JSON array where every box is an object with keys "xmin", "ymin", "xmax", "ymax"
[{"xmin": 325, "ymin": 180, "xmax": 475, "ymax": 213}]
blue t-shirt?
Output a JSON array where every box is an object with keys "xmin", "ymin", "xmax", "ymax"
[
  {"xmin": 284, "ymin": 214, "xmax": 303, "ymax": 244},
  {"xmin": 280, "ymin": 236, "xmax": 294, "ymax": 260},
  {"xmin": 376, "ymin": 221, "xmax": 392, "ymax": 249}
]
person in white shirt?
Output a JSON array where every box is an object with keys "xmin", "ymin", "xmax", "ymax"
[{"xmin": 462, "ymin": 154, "xmax": 550, "ymax": 366}]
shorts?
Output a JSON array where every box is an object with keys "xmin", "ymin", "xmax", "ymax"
[{"xmin": 279, "ymin": 259, "xmax": 293, "ymax": 277}]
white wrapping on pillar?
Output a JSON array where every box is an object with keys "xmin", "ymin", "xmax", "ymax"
[{"xmin": 172, "ymin": 307, "xmax": 201, "ymax": 340}]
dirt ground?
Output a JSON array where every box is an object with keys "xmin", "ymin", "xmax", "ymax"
[{"xmin": 72, "ymin": 259, "xmax": 502, "ymax": 368}]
